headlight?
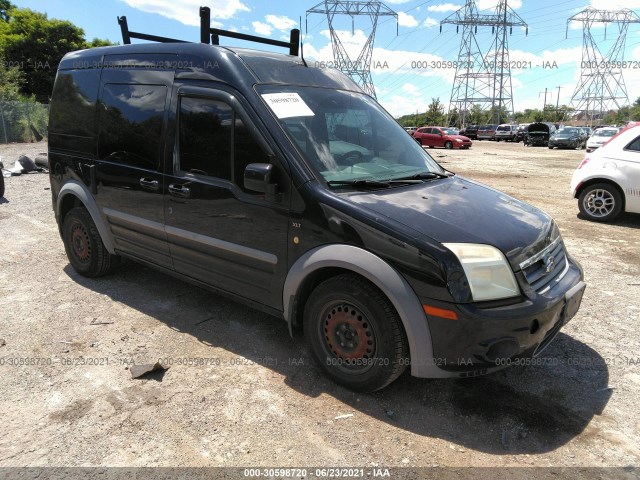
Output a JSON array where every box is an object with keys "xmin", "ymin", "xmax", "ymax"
[
  {"xmin": 455, "ymin": 138, "xmax": 463, "ymax": 142},
  {"xmin": 443, "ymin": 243, "xmax": 520, "ymax": 301}
]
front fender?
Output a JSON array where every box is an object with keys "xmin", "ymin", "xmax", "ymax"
[
  {"xmin": 283, "ymin": 244, "xmax": 452, "ymax": 378},
  {"xmin": 56, "ymin": 180, "xmax": 115, "ymax": 254}
]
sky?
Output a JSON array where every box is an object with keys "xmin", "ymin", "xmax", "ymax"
[{"xmin": 13, "ymin": 0, "xmax": 640, "ymax": 118}]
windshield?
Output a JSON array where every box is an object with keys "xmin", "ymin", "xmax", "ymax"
[
  {"xmin": 557, "ymin": 128, "xmax": 580, "ymax": 135},
  {"xmin": 442, "ymin": 128, "xmax": 458, "ymax": 135},
  {"xmin": 257, "ymin": 86, "xmax": 445, "ymax": 185},
  {"xmin": 594, "ymin": 129, "xmax": 617, "ymax": 137}
]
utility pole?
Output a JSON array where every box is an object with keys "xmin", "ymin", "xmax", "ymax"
[
  {"xmin": 441, "ymin": 0, "xmax": 527, "ymax": 127},
  {"xmin": 567, "ymin": 8, "xmax": 640, "ymax": 127},
  {"xmin": 306, "ymin": 1, "xmax": 398, "ymax": 99},
  {"xmin": 555, "ymin": 86, "xmax": 562, "ymax": 123},
  {"xmin": 540, "ymin": 88, "xmax": 548, "ymax": 121}
]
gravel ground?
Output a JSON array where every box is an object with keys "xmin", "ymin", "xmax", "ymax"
[{"xmin": 0, "ymin": 140, "xmax": 638, "ymax": 474}]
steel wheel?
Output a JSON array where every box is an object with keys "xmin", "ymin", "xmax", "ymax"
[
  {"xmin": 321, "ymin": 302, "xmax": 376, "ymax": 374},
  {"xmin": 70, "ymin": 221, "xmax": 92, "ymax": 264},
  {"xmin": 578, "ymin": 183, "xmax": 623, "ymax": 222},
  {"xmin": 444, "ymin": 141, "xmax": 453, "ymax": 149}
]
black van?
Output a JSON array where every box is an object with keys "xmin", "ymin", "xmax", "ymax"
[{"xmin": 48, "ymin": 10, "xmax": 586, "ymax": 392}]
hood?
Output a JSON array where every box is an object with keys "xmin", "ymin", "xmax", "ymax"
[
  {"xmin": 347, "ymin": 176, "xmax": 554, "ymax": 270},
  {"xmin": 452, "ymin": 135, "xmax": 470, "ymax": 141},
  {"xmin": 528, "ymin": 123, "xmax": 550, "ymax": 133}
]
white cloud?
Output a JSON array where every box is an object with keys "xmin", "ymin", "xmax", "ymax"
[
  {"xmin": 423, "ymin": 18, "xmax": 439, "ymax": 28},
  {"xmin": 252, "ymin": 21, "xmax": 272, "ymax": 36},
  {"xmin": 427, "ymin": 3, "xmax": 460, "ymax": 13},
  {"xmin": 264, "ymin": 14, "xmax": 297, "ymax": 31},
  {"xmin": 121, "ymin": 0, "xmax": 249, "ymax": 27},
  {"xmin": 398, "ymin": 12, "xmax": 419, "ymax": 27},
  {"xmin": 589, "ymin": 0, "xmax": 640, "ymax": 8}
]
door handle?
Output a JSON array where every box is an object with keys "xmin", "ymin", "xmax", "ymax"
[
  {"xmin": 168, "ymin": 184, "xmax": 191, "ymax": 198},
  {"xmin": 139, "ymin": 177, "xmax": 159, "ymax": 191}
]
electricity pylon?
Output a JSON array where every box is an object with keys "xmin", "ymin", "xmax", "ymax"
[
  {"xmin": 441, "ymin": 0, "xmax": 527, "ymax": 127},
  {"xmin": 306, "ymin": 1, "xmax": 397, "ymax": 98},
  {"xmin": 567, "ymin": 8, "xmax": 640, "ymax": 126}
]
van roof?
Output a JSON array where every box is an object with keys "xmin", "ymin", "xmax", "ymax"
[{"xmin": 58, "ymin": 42, "xmax": 361, "ymax": 92}]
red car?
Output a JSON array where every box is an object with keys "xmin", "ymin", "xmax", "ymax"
[{"xmin": 412, "ymin": 126, "xmax": 472, "ymax": 149}]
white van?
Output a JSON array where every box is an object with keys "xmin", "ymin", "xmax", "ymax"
[{"xmin": 570, "ymin": 125, "xmax": 640, "ymax": 222}]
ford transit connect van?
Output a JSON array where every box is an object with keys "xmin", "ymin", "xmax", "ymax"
[{"xmin": 48, "ymin": 9, "xmax": 586, "ymax": 391}]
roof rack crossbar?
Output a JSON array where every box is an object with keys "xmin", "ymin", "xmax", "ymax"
[
  {"xmin": 118, "ymin": 16, "xmax": 189, "ymax": 44},
  {"xmin": 199, "ymin": 7, "xmax": 299, "ymax": 56},
  {"xmin": 117, "ymin": 7, "xmax": 300, "ymax": 56}
]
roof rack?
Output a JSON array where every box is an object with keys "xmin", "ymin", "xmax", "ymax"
[{"xmin": 117, "ymin": 6, "xmax": 300, "ymax": 57}]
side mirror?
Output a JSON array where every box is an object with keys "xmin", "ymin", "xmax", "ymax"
[{"xmin": 244, "ymin": 163, "xmax": 280, "ymax": 201}]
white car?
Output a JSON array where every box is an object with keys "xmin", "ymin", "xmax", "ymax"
[
  {"xmin": 570, "ymin": 125, "xmax": 640, "ymax": 222},
  {"xmin": 586, "ymin": 127, "xmax": 618, "ymax": 152}
]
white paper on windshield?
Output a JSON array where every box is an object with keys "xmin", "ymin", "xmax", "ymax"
[{"xmin": 261, "ymin": 93, "xmax": 315, "ymax": 119}]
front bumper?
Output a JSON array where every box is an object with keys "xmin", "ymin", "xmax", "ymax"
[
  {"xmin": 413, "ymin": 255, "xmax": 585, "ymax": 378},
  {"xmin": 550, "ymin": 139, "xmax": 580, "ymax": 148}
]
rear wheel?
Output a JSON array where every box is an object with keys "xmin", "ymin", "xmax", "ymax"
[
  {"xmin": 62, "ymin": 207, "xmax": 119, "ymax": 277},
  {"xmin": 578, "ymin": 183, "xmax": 623, "ymax": 222},
  {"xmin": 304, "ymin": 274, "xmax": 409, "ymax": 392},
  {"xmin": 0, "ymin": 174, "xmax": 4, "ymax": 198}
]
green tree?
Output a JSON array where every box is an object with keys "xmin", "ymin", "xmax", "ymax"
[
  {"xmin": 0, "ymin": 55, "xmax": 23, "ymax": 100},
  {"xmin": 0, "ymin": 7, "xmax": 112, "ymax": 101},
  {"xmin": 424, "ymin": 98, "xmax": 445, "ymax": 125}
]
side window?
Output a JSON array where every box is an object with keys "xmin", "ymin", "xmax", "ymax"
[
  {"xmin": 625, "ymin": 136, "xmax": 640, "ymax": 152},
  {"xmin": 98, "ymin": 83, "xmax": 166, "ymax": 170},
  {"xmin": 179, "ymin": 97, "xmax": 232, "ymax": 179},
  {"xmin": 179, "ymin": 96, "xmax": 271, "ymax": 190}
]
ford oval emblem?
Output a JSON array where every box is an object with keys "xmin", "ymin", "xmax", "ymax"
[{"xmin": 544, "ymin": 256, "xmax": 556, "ymax": 274}]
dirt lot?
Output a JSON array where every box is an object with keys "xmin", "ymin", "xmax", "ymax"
[{"xmin": 0, "ymin": 140, "xmax": 639, "ymax": 474}]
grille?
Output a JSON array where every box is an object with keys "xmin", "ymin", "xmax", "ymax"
[{"xmin": 520, "ymin": 239, "xmax": 567, "ymax": 292}]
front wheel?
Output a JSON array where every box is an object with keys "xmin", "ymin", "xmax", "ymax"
[
  {"xmin": 62, "ymin": 207, "xmax": 119, "ymax": 277},
  {"xmin": 304, "ymin": 274, "xmax": 409, "ymax": 392},
  {"xmin": 578, "ymin": 183, "xmax": 623, "ymax": 222},
  {"xmin": 444, "ymin": 141, "xmax": 453, "ymax": 149},
  {"xmin": 0, "ymin": 174, "xmax": 4, "ymax": 198}
]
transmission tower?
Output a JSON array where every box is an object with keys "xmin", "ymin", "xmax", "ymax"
[
  {"xmin": 441, "ymin": 0, "xmax": 527, "ymax": 127},
  {"xmin": 567, "ymin": 8, "xmax": 640, "ymax": 126},
  {"xmin": 306, "ymin": 1, "xmax": 397, "ymax": 98}
]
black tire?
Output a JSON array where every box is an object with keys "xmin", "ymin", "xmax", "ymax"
[
  {"xmin": 444, "ymin": 141, "xmax": 453, "ymax": 149},
  {"xmin": 62, "ymin": 207, "xmax": 119, "ymax": 277},
  {"xmin": 0, "ymin": 174, "xmax": 4, "ymax": 198},
  {"xmin": 304, "ymin": 274, "xmax": 409, "ymax": 392},
  {"xmin": 578, "ymin": 183, "xmax": 623, "ymax": 222}
]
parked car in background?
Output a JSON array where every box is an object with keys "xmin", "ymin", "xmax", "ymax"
[
  {"xmin": 580, "ymin": 127, "xmax": 592, "ymax": 138},
  {"xmin": 412, "ymin": 126, "xmax": 472, "ymax": 149},
  {"xmin": 548, "ymin": 127, "xmax": 587, "ymax": 150},
  {"xmin": 515, "ymin": 123, "xmax": 530, "ymax": 143},
  {"xmin": 524, "ymin": 122, "xmax": 556, "ymax": 147},
  {"xmin": 459, "ymin": 125, "xmax": 479, "ymax": 139},
  {"xmin": 571, "ymin": 125, "xmax": 640, "ymax": 222},
  {"xmin": 477, "ymin": 124, "xmax": 498, "ymax": 140},
  {"xmin": 586, "ymin": 127, "xmax": 618, "ymax": 152},
  {"xmin": 404, "ymin": 126, "xmax": 418, "ymax": 135},
  {"xmin": 494, "ymin": 124, "xmax": 518, "ymax": 142}
]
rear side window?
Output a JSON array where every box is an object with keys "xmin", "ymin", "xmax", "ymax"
[
  {"xmin": 98, "ymin": 83, "xmax": 167, "ymax": 170},
  {"xmin": 626, "ymin": 136, "xmax": 640, "ymax": 152},
  {"xmin": 178, "ymin": 96, "xmax": 270, "ymax": 189}
]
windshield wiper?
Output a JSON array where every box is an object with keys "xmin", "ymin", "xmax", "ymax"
[
  {"xmin": 327, "ymin": 179, "xmax": 392, "ymax": 189},
  {"xmin": 396, "ymin": 171, "xmax": 453, "ymax": 181}
]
